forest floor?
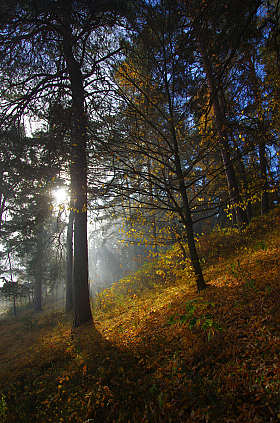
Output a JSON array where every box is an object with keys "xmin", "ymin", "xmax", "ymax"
[{"xmin": 0, "ymin": 209, "xmax": 280, "ymax": 422}]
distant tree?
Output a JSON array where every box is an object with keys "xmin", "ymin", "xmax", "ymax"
[
  {"xmin": 0, "ymin": 125, "xmax": 65, "ymax": 312},
  {"xmin": 0, "ymin": 280, "xmax": 30, "ymax": 316},
  {"xmin": 0, "ymin": 127, "xmax": 34, "ymax": 236},
  {"xmin": 259, "ymin": 1, "xmax": 280, "ymax": 205},
  {"xmin": 181, "ymin": 0, "xmax": 263, "ymax": 227}
]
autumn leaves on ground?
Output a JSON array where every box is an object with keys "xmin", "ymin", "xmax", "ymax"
[{"xmin": 1, "ymin": 209, "xmax": 280, "ymax": 423}]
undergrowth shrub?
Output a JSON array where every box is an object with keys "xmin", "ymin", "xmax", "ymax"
[
  {"xmin": 94, "ymin": 206, "xmax": 280, "ymax": 311},
  {"xmin": 21, "ymin": 315, "xmax": 38, "ymax": 330},
  {"xmin": 110, "ymin": 260, "xmax": 161, "ymax": 302},
  {"xmin": 39, "ymin": 310, "xmax": 65, "ymax": 328},
  {"xmin": 0, "ymin": 395, "xmax": 7, "ymax": 420},
  {"xmin": 156, "ymin": 244, "xmax": 193, "ymax": 283},
  {"xmin": 5, "ymin": 299, "xmax": 33, "ymax": 317},
  {"xmin": 168, "ymin": 298, "xmax": 223, "ymax": 341},
  {"xmin": 96, "ymin": 244, "xmax": 194, "ymax": 310},
  {"xmin": 94, "ymin": 289, "xmax": 117, "ymax": 312},
  {"xmin": 196, "ymin": 206, "xmax": 280, "ymax": 264}
]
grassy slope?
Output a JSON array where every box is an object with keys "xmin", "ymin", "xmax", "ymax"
[{"xmin": 0, "ymin": 208, "xmax": 280, "ymax": 422}]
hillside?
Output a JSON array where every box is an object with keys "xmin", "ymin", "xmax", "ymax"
[{"xmin": 0, "ymin": 208, "xmax": 280, "ymax": 422}]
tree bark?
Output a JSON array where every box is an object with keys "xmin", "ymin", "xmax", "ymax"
[
  {"xmin": 167, "ymin": 99, "xmax": 206, "ymax": 291},
  {"xmin": 13, "ymin": 295, "xmax": 17, "ymax": 316},
  {"xmin": 232, "ymin": 138, "xmax": 253, "ymax": 221},
  {"xmin": 179, "ymin": 178, "xmax": 206, "ymax": 292},
  {"xmin": 147, "ymin": 159, "xmax": 158, "ymax": 253},
  {"xmin": 34, "ymin": 235, "xmax": 42, "ymax": 311},
  {"xmin": 247, "ymin": 55, "xmax": 269, "ymax": 215},
  {"xmin": 0, "ymin": 168, "xmax": 5, "ymax": 235},
  {"xmin": 34, "ymin": 284, "xmax": 42, "ymax": 311},
  {"xmin": 163, "ymin": 53, "xmax": 206, "ymax": 291},
  {"xmin": 63, "ymin": 20, "xmax": 93, "ymax": 327},
  {"xmin": 66, "ymin": 206, "xmax": 74, "ymax": 312},
  {"xmin": 198, "ymin": 38, "xmax": 248, "ymax": 228},
  {"xmin": 259, "ymin": 141, "xmax": 269, "ymax": 214}
]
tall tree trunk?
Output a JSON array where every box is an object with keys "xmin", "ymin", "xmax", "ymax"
[
  {"xmin": 198, "ymin": 38, "xmax": 248, "ymax": 228},
  {"xmin": 147, "ymin": 159, "xmax": 158, "ymax": 253},
  {"xmin": 166, "ymin": 93, "xmax": 206, "ymax": 291},
  {"xmin": 0, "ymin": 168, "xmax": 5, "ymax": 235},
  {"xmin": 247, "ymin": 56, "xmax": 269, "ymax": 215},
  {"xmin": 122, "ymin": 187, "xmax": 139, "ymax": 259},
  {"xmin": 34, "ymin": 235, "xmax": 42, "ymax": 311},
  {"xmin": 180, "ymin": 181, "xmax": 206, "ymax": 291},
  {"xmin": 34, "ymin": 284, "xmax": 42, "ymax": 311},
  {"xmin": 163, "ymin": 56, "xmax": 206, "ymax": 291},
  {"xmin": 13, "ymin": 294, "xmax": 17, "ymax": 316},
  {"xmin": 259, "ymin": 141, "xmax": 269, "ymax": 214},
  {"xmin": 66, "ymin": 206, "xmax": 74, "ymax": 312},
  {"xmin": 232, "ymin": 138, "xmax": 253, "ymax": 221},
  {"xmin": 63, "ymin": 21, "xmax": 93, "ymax": 327}
]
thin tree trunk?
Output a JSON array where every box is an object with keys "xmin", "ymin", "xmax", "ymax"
[
  {"xmin": 232, "ymin": 138, "xmax": 253, "ymax": 221},
  {"xmin": 163, "ymin": 56, "xmax": 206, "ymax": 291},
  {"xmin": 34, "ymin": 235, "xmax": 42, "ymax": 311},
  {"xmin": 180, "ymin": 181, "xmax": 206, "ymax": 291},
  {"xmin": 147, "ymin": 159, "xmax": 158, "ymax": 253},
  {"xmin": 0, "ymin": 168, "xmax": 5, "ymax": 235},
  {"xmin": 122, "ymin": 191, "xmax": 139, "ymax": 259},
  {"xmin": 13, "ymin": 295, "xmax": 17, "ymax": 316},
  {"xmin": 167, "ymin": 101, "xmax": 206, "ymax": 291},
  {"xmin": 34, "ymin": 284, "xmax": 42, "ymax": 311},
  {"xmin": 259, "ymin": 137, "xmax": 269, "ymax": 214},
  {"xmin": 66, "ymin": 206, "xmax": 74, "ymax": 311}
]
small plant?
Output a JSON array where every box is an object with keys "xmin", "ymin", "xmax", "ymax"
[
  {"xmin": 149, "ymin": 384, "xmax": 157, "ymax": 394},
  {"xmin": 22, "ymin": 315, "xmax": 37, "ymax": 329},
  {"xmin": 168, "ymin": 299, "xmax": 198, "ymax": 327},
  {"xmin": 0, "ymin": 395, "xmax": 7, "ymax": 419},
  {"xmin": 201, "ymin": 314, "xmax": 223, "ymax": 341},
  {"xmin": 255, "ymin": 240, "xmax": 268, "ymax": 251},
  {"xmin": 158, "ymin": 391, "xmax": 165, "ymax": 409},
  {"xmin": 231, "ymin": 260, "xmax": 256, "ymax": 290},
  {"xmin": 168, "ymin": 300, "xmax": 223, "ymax": 341}
]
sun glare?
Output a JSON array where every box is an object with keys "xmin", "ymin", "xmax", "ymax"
[{"xmin": 54, "ymin": 187, "xmax": 68, "ymax": 205}]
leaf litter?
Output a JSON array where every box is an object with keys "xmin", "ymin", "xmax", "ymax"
[{"xmin": 0, "ymin": 209, "xmax": 280, "ymax": 422}]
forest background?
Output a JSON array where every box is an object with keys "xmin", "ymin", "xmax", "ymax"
[
  {"xmin": 0, "ymin": 0, "xmax": 279, "ymax": 325},
  {"xmin": 0, "ymin": 1, "xmax": 280, "ymax": 422}
]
